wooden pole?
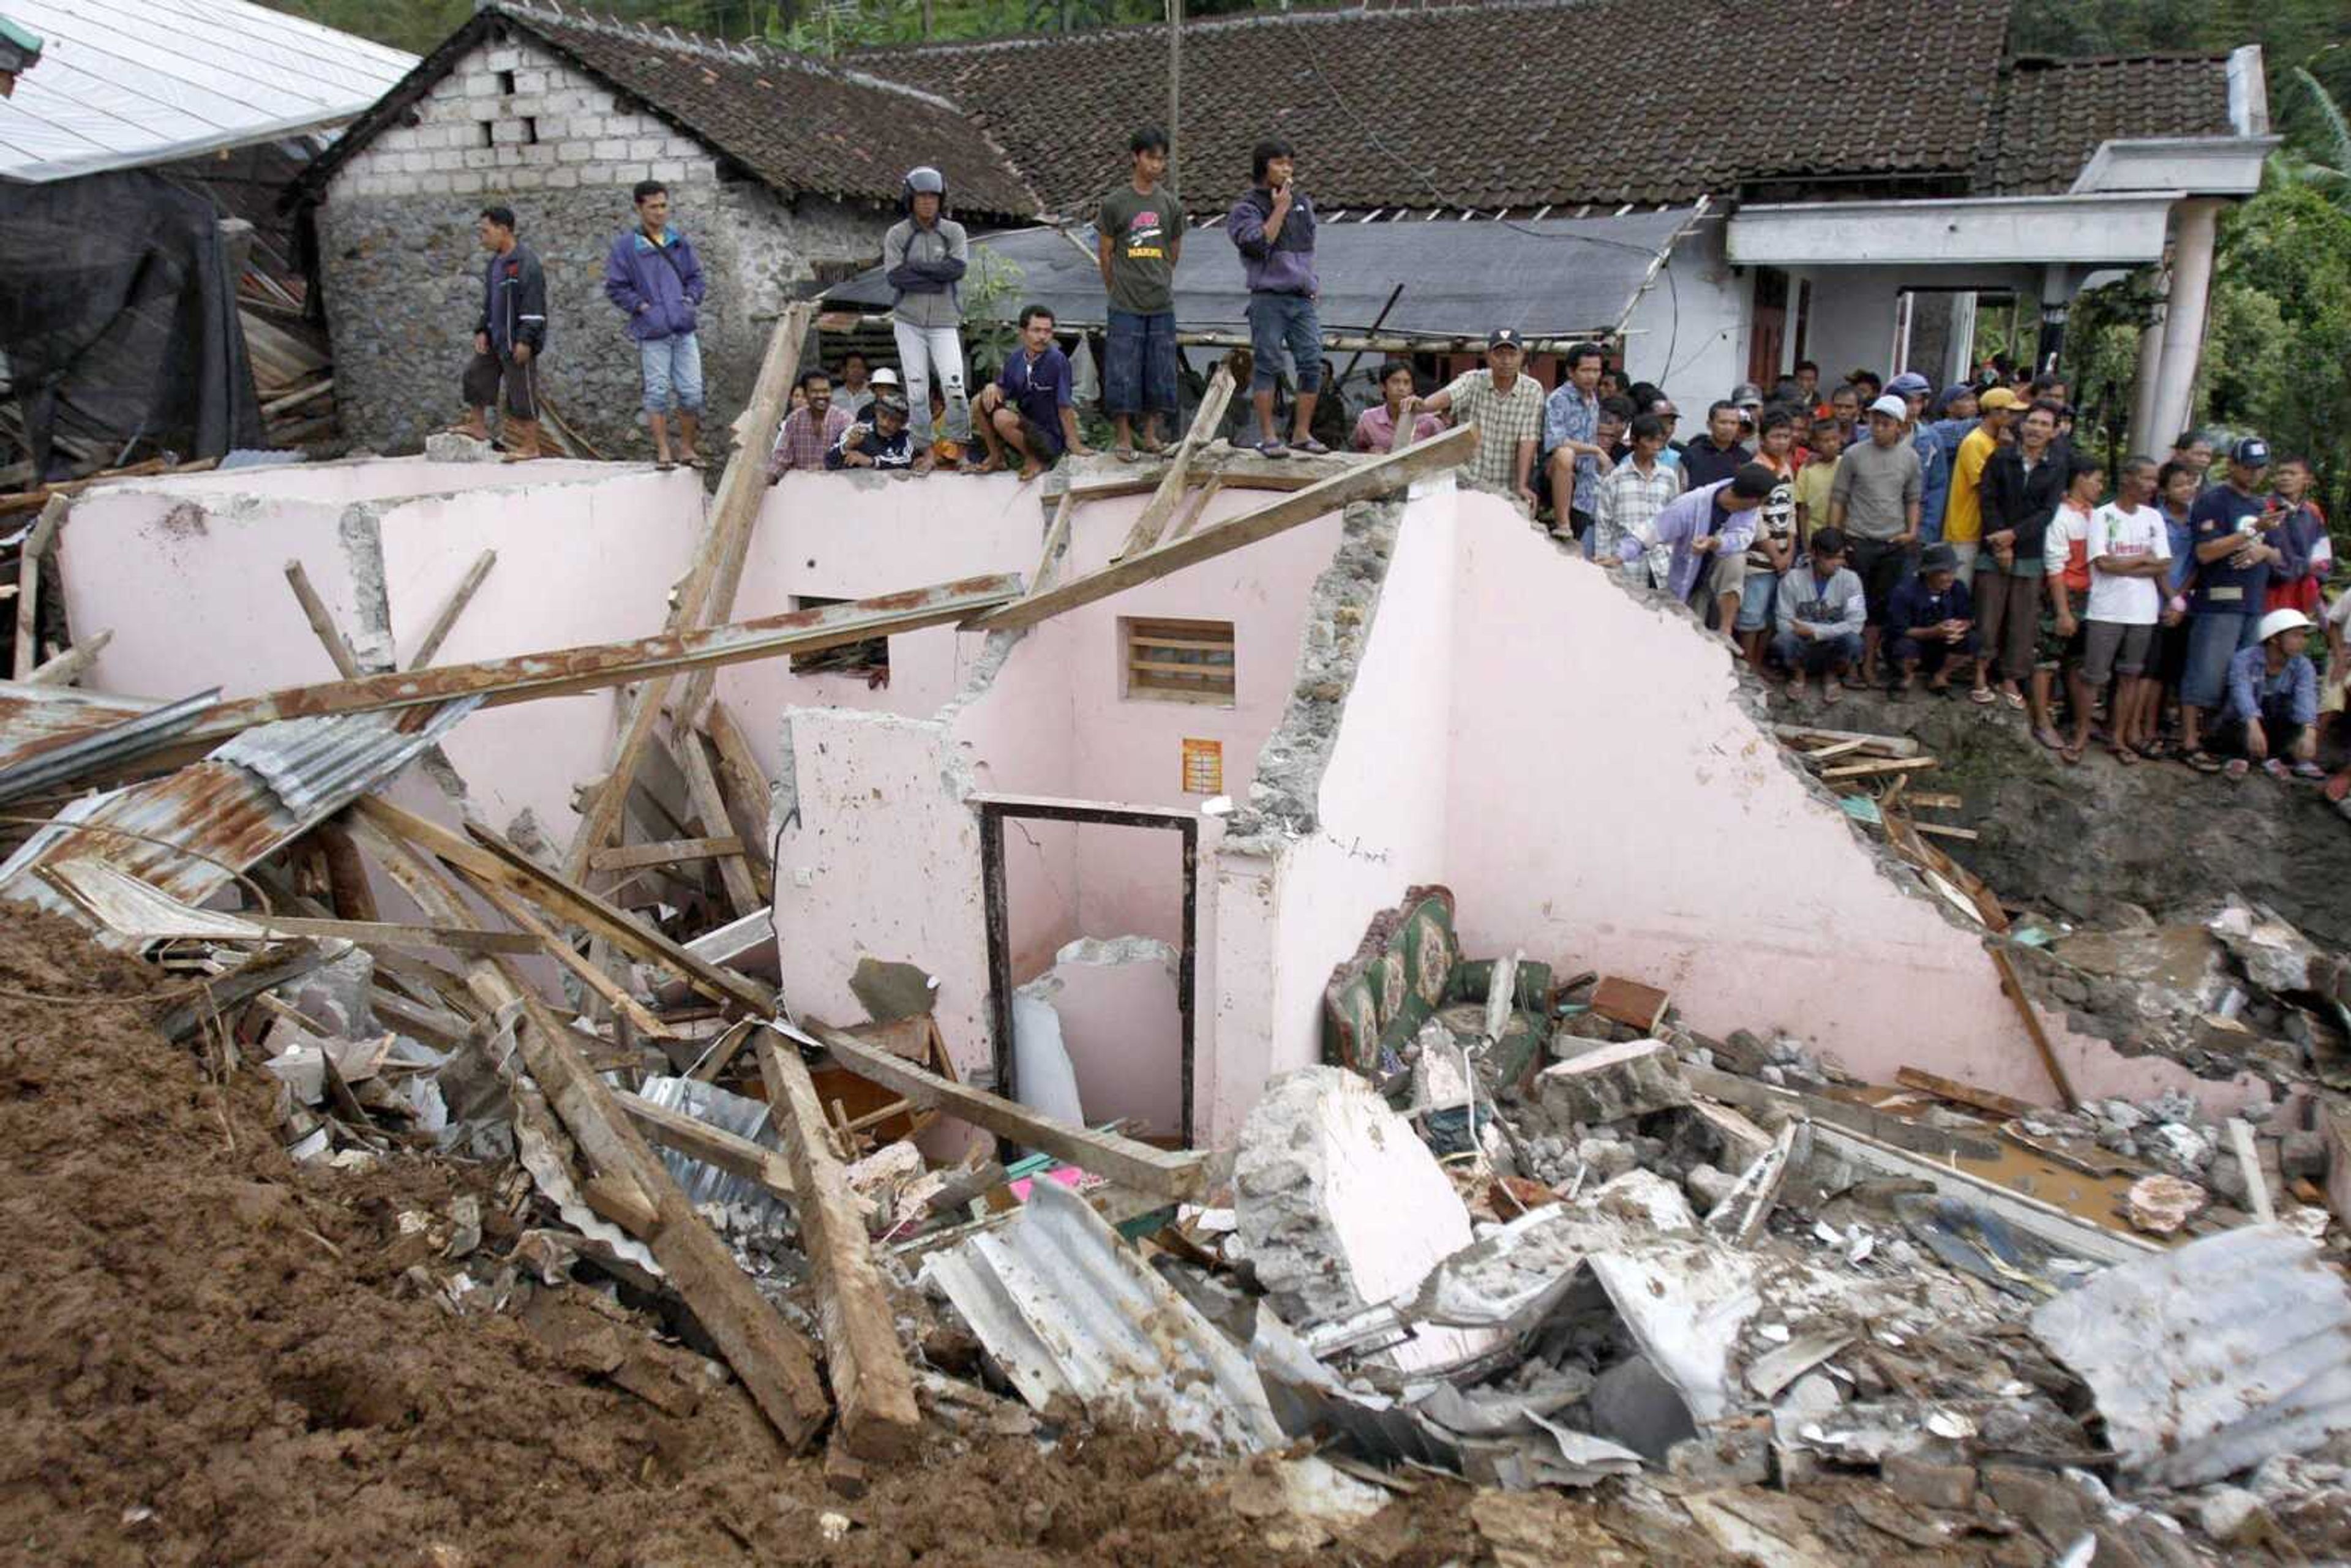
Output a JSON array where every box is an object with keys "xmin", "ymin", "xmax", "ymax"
[
  {"xmin": 406, "ymin": 549, "xmax": 497, "ymax": 669},
  {"xmin": 14, "ymin": 495, "xmax": 64, "ymax": 677},
  {"xmin": 283, "ymin": 560, "xmax": 363, "ymax": 679}
]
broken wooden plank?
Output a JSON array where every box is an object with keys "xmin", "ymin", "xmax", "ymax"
[
  {"xmin": 1769, "ymin": 723, "xmax": 1921, "ymax": 758},
  {"xmin": 1029, "ymin": 490, "xmax": 1078, "ymax": 595},
  {"xmin": 1808, "ymin": 1120, "xmax": 2158, "ymax": 1265},
  {"xmin": 353, "ymin": 797, "xmax": 778, "ymax": 1017},
  {"xmin": 700, "ymin": 700, "xmax": 776, "ymax": 902},
  {"xmin": 508, "ymin": 986, "xmax": 830, "ymax": 1451},
  {"xmin": 1895, "ymin": 1066, "xmax": 2038, "ymax": 1122},
  {"xmin": 1117, "ymin": 359, "xmax": 1237, "ymax": 558},
  {"xmin": 587, "ymin": 836, "xmax": 746, "ymax": 874},
  {"xmin": 143, "ymin": 576, "xmax": 1021, "ymax": 773},
  {"xmin": 616, "ymin": 1090, "xmax": 797, "ymax": 1200},
  {"xmin": 1169, "ymin": 471, "xmax": 1225, "ymax": 541},
  {"xmin": 1588, "ymin": 975, "xmax": 1670, "ymax": 1033},
  {"xmin": 2227, "ymin": 1117, "xmax": 2275, "ymax": 1223},
  {"xmin": 795, "ymin": 1018, "xmax": 1206, "ymax": 1200},
  {"xmin": 671, "ymin": 727, "xmax": 761, "ymax": 918},
  {"xmin": 234, "ymin": 915, "xmax": 546, "ymax": 957},
  {"xmin": 582, "ymin": 1172, "xmax": 659, "ymax": 1238},
  {"xmin": 1704, "ymin": 1121, "xmax": 1801, "ymax": 1245},
  {"xmin": 155, "ymin": 939, "xmax": 328, "ymax": 1041},
  {"xmin": 1905, "ymin": 792, "xmax": 1965, "ymax": 810},
  {"xmin": 1818, "ymin": 756, "xmax": 1938, "ymax": 781},
  {"xmin": 1911, "ymin": 822, "xmax": 1979, "ymax": 841},
  {"xmin": 972, "ymin": 426, "xmax": 1474, "ymax": 635},
  {"xmin": 753, "ymin": 1026, "xmax": 920, "ymax": 1460},
  {"xmin": 1684, "ymin": 1063, "xmax": 2002, "ymax": 1161},
  {"xmin": 283, "ymin": 560, "xmax": 362, "ymax": 679},
  {"xmin": 24, "ymin": 629, "xmax": 110, "ymax": 687},
  {"xmin": 459, "ymin": 873, "xmax": 675, "ymax": 1040},
  {"xmin": 1990, "ymin": 946, "xmax": 2081, "ymax": 1111},
  {"xmin": 406, "ymin": 548, "xmax": 497, "ymax": 669}
]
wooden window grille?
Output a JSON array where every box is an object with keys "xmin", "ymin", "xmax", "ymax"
[
  {"xmin": 788, "ymin": 595, "xmax": 888, "ymax": 675},
  {"xmin": 1123, "ymin": 617, "xmax": 1235, "ymax": 705}
]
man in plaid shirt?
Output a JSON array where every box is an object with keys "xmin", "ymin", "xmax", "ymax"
[
  {"xmin": 1592, "ymin": 412, "xmax": 1684, "ymax": 583},
  {"xmin": 767, "ymin": 369, "xmax": 852, "ymax": 482},
  {"xmin": 1416, "ymin": 328, "xmax": 1546, "ymax": 510}
]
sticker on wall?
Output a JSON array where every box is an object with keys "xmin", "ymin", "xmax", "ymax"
[{"xmin": 1182, "ymin": 737, "xmax": 1223, "ymax": 795}]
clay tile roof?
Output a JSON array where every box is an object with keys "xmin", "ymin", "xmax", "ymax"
[
  {"xmin": 1979, "ymin": 53, "xmax": 2237, "ymax": 194},
  {"xmin": 850, "ymin": 0, "xmax": 2017, "ymax": 215},
  {"xmin": 297, "ymin": 0, "xmax": 1041, "ymax": 222}
]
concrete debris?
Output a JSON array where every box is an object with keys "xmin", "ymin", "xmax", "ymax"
[
  {"xmin": 1534, "ymin": 1038, "xmax": 1690, "ymax": 1124},
  {"xmin": 2124, "ymin": 1172, "xmax": 2208, "ymax": 1234}
]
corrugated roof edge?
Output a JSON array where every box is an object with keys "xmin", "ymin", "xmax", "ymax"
[{"xmin": 285, "ymin": 0, "xmax": 1040, "ymax": 219}]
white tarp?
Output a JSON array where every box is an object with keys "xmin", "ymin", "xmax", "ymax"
[{"xmin": 0, "ymin": 0, "xmax": 414, "ymax": 183}]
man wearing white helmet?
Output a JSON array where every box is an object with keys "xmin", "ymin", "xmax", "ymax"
[
  {"xmin": 2215, "ymin": 608, "xmax": 2323, "ymax": 780},
  {"xmin": 883, "ymin": 166, "xmax": 972, "ymax": 451}
]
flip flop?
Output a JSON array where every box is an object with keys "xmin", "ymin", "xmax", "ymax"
[
  {"xmin": 2184, "ymin": 749, "xmax": 2224, "ymax": 774},
  {"xmin": 2060, "ymin": 745, "xmax": 2084, "ymax": 766},
  {"xmin": 1999, "ymin": 689, "xmax": 2026, "ymax": 711},
  {"xmin": 2033, "ymin": 726, "xmax": 2064, "ymax": 751},
  {"xmin": 2262, "ymin": 758, "xmax": 2292, "ymax": 781},
  {"xmin": 2112, "ymin": 745, "xmax": 2140, "ymax": 766},
  {"xmin": 1114, "ymin": 445, "xmax": 1140, "ymax": 463},
  {"xmin": 2225, "ymin": 758, "xmax": 2251, "ymax": 779},
  {"xmin": 1968, "ymin": 686, "xmax": 1997, "ymax": 706},
  {"xmin": 654, "ymin": 457, "xmax": 676, "ymax": 471},
  {"xmin": 1292, "ymin": 437, "xmax": 1332, "ymax": 456},
  {"xmin": 1822, "ymin": 683, "xmax": 1843, "ymax": 705},
  {"xmin": 1254, "ymin": 440, "xmax": 1291, "ymax": 459},
  {"xmin": 2292, "ymin": 760, "xmax": 2327, "ymax": 779}
]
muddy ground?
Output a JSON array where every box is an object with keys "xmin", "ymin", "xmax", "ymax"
[{"xmin": 1767, "ymin": 683, "xmax": 2351, "ymax": 950}]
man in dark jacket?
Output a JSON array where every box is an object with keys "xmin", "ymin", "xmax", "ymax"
[
  {"xmin": 1970, "ymin": 398, "xmax": 2065, "ymax": 704},
  {"xmin": 603, "ymin": 180, "xmax": 708, "ymax": 468},
  {"xmin": 453, "ymin": 204, "xmax": 547, "ymax": 458},
  {"xmin": 825, "ymin": 387, "xmax": 919, "ymax": 472},
  {"xmin": 1224, "ymin": 139, "xmax": 1325, "ymax": 457}
]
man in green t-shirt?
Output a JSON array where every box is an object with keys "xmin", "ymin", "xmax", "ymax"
[{"xmin": 1097, "ymin": 127, "xmax": 1182, "ymax": 461}]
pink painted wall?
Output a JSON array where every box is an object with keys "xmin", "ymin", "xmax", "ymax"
[
  {"xmin": 1024, "ymin": 938, "xmax": 1184, "ymax": 1136},
  {"xmin": 89, "ymin": 456, "xmax": 612, "ymax": 508}
]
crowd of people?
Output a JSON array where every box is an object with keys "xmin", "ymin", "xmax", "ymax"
[{"xmin": 448, "ymin": 138, "xmax": 2346, "ymax": 793}]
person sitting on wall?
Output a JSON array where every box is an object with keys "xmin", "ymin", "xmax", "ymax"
[
  {"xmin": 973, "ymin": 304, "xmax": 1090, "ymax": 482},
  {"xmin": 449, "ymin": 204, "xmax": 547, "ymax": 460},
  {"xmin": 602, "ymin": 179, "xmax": 708, "ymax": 470},
  {"xmin": 1885, "ymin": 542, "xmax": 1977, "ymax": 697},
  {"xmin": 825, "ymin": 386, "xmax": 920, "ymax": 472},
  {"xmin": 767, "ymin": 369, "xmax": 850, "ymax": 482},
  {"xmin": 1772, "ymin": 526, "xmax": 1868, "ymax": 704},
  {"xmin": 2214, "ymin": 609, "xmax": 2324, "ymax": 780},
  {"xmin": 1352, "ymin": 359, "xmax": 1445, "ymax": 452}
]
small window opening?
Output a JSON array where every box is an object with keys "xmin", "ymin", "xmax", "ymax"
[{"xmin": 1123, "ymin": 617, "xmax": 1235, "ymax": 704}]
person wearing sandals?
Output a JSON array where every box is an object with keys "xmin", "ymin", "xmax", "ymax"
[
  {"xmin": 1098, "ymin": 127, "xmax": 1182, "ymax": 463},
  {"xmin": 2082, "ymin": 456, "xmax": 2172, "ymax": 765},
  {"xmin": 1887, "ymin": 544, "xmax": 1975, "ymax": 697},
  {"xmin": 2140, "ymin": 459, "xmax": 2202, "ymax": 758},
  {"xmin": 1225, "ymin": 139, "xmax": 1327, "ymax": 459},
  {"xmin": 2213, "ymin": 610, "xmax": 2323, "ymax": 780},
  {"xmin": 604, "ymin": 181, "xmax": 708, "ymax": 470},
  {"xmin": 1416, "ymin": 328, "xmax": 1546, "ymax": 512},
  {"xmin": 2034, "ymin": 453, "xmax": 2101, "ymax": 764},
  {"xmin": 1772, "ymin": 527, "xmax": 1868, "ymax": 704},
  {"xmin": 2180, "ymin": 438, "xmax": 2287, "ymax": 773},
  {"xmin": 1971, "ymin": 399, "xmax": 2066, "ymax": 711}
]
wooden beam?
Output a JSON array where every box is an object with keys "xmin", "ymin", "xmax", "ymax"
[
  {"xmin": 282, "ymin": 560, "xmax": 363, "ymax": 679},
  {"xmin": 1117, "ymin": 360, "xmax": 1236, "ymax": 558},
  {"xmin": 24, "ymin": 629, "xmax": 111, "ymax": 687},
  {"xmin": 155, "ymin": 939, "xmax": 327, "ymax": 1041},
  {"xmin": 352, "ymin": 797, "xmax": 777, "ymax": 1018},
  {"xmin": 406, "ymin": 548, "xmax": 497, "ymax": 669},
  {"xmin": 228, "ymin": 915, "xmax": 546, "ymax": 956},
  {"xmin": 616, "ymin": 1090, "xmax": 797, "ymax": 1199},
  {"xmin": 1894, "ymin": 1066, "xmax": 2039, "ymax": 1122},
  {"xmin": 1169, "ymin": 471, "xmax": 1224, "ymax": 541},
  {"xmin": 460, "ymin": 874, "xmax": 675, "ymax": 1040},
  {"xmin": 754, "ymin": 1026, "xmax": 920, "ymax": 1460},
  {"xmin": 587, "ymin": 836, "xmax": 745, "ymax": 874},
  {"xmin": 508, "ymin": 986, "xmax": 830, "ymax": 1452},
  {"xmin": 671, "ymin": 727, "xmax": 761, "ymax": 917},
  {"xmin": 1819, "ymin": 756, "xmax": 1937, "ymax": 781},
  {"xmin": 1029, "ymin": 490, "xmax": 1077, "ymax": 595},
  {"xmin": 15, "ymin": 495, "xmax": 65, "ymax": 678},
  {"xmin": 701, "ymin": 701, "xmax": 775, "ymax": 904},
  {"xmin": 973, "ymin": 426, "xmax": 1473, "ymax": 636},
  {"xmin": 1990, "ymin": 946, "xmax": 2081, "ymax": 1112},
  {"xmin": 795, "ymin": 1019, "xmax": 1207, "ymax": 1199},
  {"xmin": 1771, "ymin": 723, "xmax": 1921, "ymax": 758},
  {"xmin": 140, "ymin": 576, "xmax": 1019, "ymax": 771}
]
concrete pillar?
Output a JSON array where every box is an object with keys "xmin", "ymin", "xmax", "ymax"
[
  {"xmin": 2147, "ymin": 199, "xmax": 2222, "ymax": 456},
  {"xmin": 2035, "ymin": 263, "xmax": 2075, "ymax": 375},
  {"xmin": 1944, "ymin": 291, "xmax": 1978, "ymax": 389},
  {"xmin": 2131, "ymin": 307, "xmax": 2168, "ymax": 455}
]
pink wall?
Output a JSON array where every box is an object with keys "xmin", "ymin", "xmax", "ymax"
[{"xmin": 1024, "ymin": 937, "xmax": 1184, "ymax": 1136}]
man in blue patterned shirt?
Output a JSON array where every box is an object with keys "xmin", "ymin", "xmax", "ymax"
[{"xmin": 1542, "ymin": 342, "xmax": 1611, "ymax": 541}]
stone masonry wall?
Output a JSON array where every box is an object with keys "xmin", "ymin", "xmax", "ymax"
[{"xmin": 317, "ymin": 31, "xmax": 892, "ymax": 459}]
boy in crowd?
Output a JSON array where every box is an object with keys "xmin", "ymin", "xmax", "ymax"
[
  {"xmin": 1098, "ymin": 127, "xmax": 1182, "ymax": 462},
  {"xmin": 1774, "ymin": 527, "xmax": 1867, "ymax": 703},
  {"xmin": 2036, "ymin": 451, "xmax": 2101, "ymax": 763},
  {"xmin": 1542, "ymin": 342, "xmax": 1611, "ymax": 538},
  {"xmin": 2082, "ymin": 456, "xmax": 2172, "ymax": 763},
  {"xmin": 1791, "ymin": 414, "xmax": 1842, "ymax": 546},
  {"xmin": 1827, "ymin": 394, "xmax": 1924, "ymax": 686},
  {"xmin": 2217, "ymin": 610, "xmax": 2324, "ymax": 779},
  {"xmin": 1226, "ymin": 138, "xmax": 1325, "ymax": 457},
  {"xmin": 973, "ymin": 305, "xmax": 1089, "ymax": 481},
  {"xmin": 1886, "ymin": 543, "xmax": 1976, "ymax": 696},
  {"xmin": 1735, "ymin": 408, "xmax": 1801, "ymax": 677},
  {"xmin": 825, "ymin": 386, "xmax": 918, "ymax": 471},
  {"xmin": 2267, "ymin": 455, "xmax": 2333, "ymax": 615},
  {"xmin": 1973, "ymin": 399, "xmax": 2065, "ymax": 710},
  {"xmin": 1591, "ymin": 412, "xmax": 1683, "ymax": 587},
  {"xmin": 1680, "ymin": 400, "xmax": 1749, "ymax": 491},
  {"xmin": 1352, "ymin": 360, "xmax": 1444, "ymax": 452}
]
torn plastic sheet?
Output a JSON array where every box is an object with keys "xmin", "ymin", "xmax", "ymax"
[
  {"xmin": 2031, "ymin": 1225, "xmax": 2351, "ymax": 1488},
  {"xmin": 923, "ymin": 1177, "xmax": 1282, "ymax": 1452}
]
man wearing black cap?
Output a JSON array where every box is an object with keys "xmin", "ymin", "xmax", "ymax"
[
  {"xmin": 1886, "ymin": 543, "xmax": 1976, "ymax": 696},
  {"xmin": 1417, "ymin": 328, "xmax": 1545, "ymax": 510},
  {"xmin": 825, "ymin": 386, "xmax": 920, "ymax": 471}
]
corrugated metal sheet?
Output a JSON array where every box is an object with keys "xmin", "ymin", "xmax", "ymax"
[
  {"xmin": 0, "ymin": 681, "xmax": 168, "ymax": 773},
  {"xmin": 0, "ymin": 698, "xmax": 479, "ymax": 926},
  {"xmin": 0, "ymin": 686, "xmax": 219, "ymax": 803},
  {"xmin": 637, "ymin": 1073, "xmax": 790, "ymax": 1224},
  {"xmin": 923, "ymin": 1177, "xmax": 1284, "ymax": 1452},
  {"xmin": 2031, "ymin": 1224, "xmax": 2351, "ymax": 1488}
]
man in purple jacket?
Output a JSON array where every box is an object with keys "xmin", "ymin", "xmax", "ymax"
[
  {"xmin": 604, "ymin": 180, "xmax": 708, "ymax": 468},
  {"xmin": 1225, "ymin": 139, "xmax": 1324, "ymax": 458}
]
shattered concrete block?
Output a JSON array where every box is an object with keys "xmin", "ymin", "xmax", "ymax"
[
  {"xmin": 1684, "ymin": 1165, "xmax": 1738, "ymax": 1215},
  {"xmin": 2196, "ymin": 1487, "xmax": 2273, "ymax": 1548},
  {"xmin": 1883, "ymin": 1452, "xmax": 1978, "ymax": 1512},
  {"xmin": 2124, "ymin": 1174, "xmax": 2207, "ymax": 1235},
  {"xmin": 1235, "ymin": 1067, "xmax": 1495, "ymax": 1372},
  {"xmin": 424, "ymin": 430, "xmax": 501, "ymax": 463},
  {"xmin": 1534, "ymin": 1038, "xmax": 1689, "ymax": 1126},
  {"xmin": 1575, "ymin": 1136, "xmax": 1638, "ymax": 1184},
  {"xmin": 2208, "ymin": 898, "xmax": 2319, "ymax": 995}
]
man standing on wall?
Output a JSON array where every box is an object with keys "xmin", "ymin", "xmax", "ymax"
[
  {"xmin": 1225, "ymin": 138, "xmax": 1326, "ymax": 457},
  {"xmin": 1098, "ymin": 127, "xmax": 1182, "ymax": 463},
  {"xmin": 884, "ymin": 165, "xmax": 972, "ymax": 454},
  {"xmin": 451, "ymin": 204, "xmax": 547, "ymax": 460},
  {"xmin": 603, "ymin": 180, "xmax": 707, "ymax": 470}
]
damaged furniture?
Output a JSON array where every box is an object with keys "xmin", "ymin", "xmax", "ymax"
[{"xmin": 1321, "ymin": 884, "xmax": 1551, "ymax": 1086}]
